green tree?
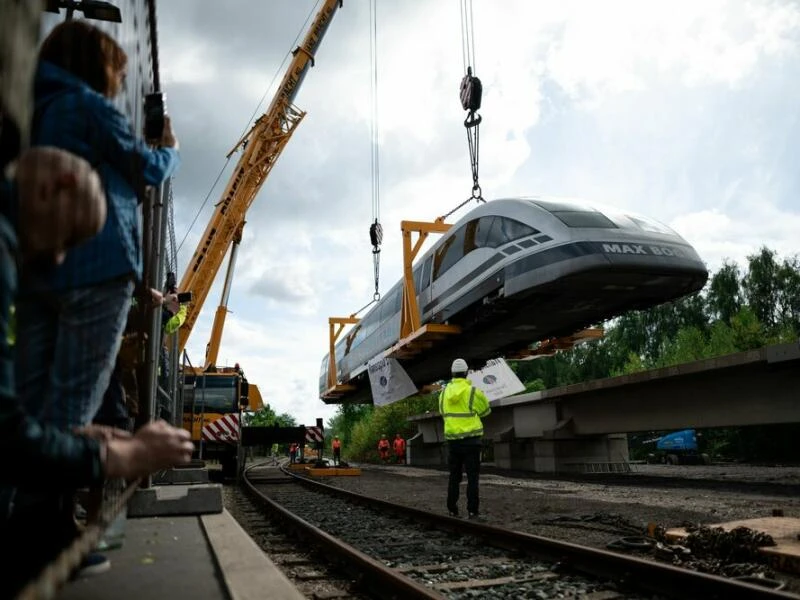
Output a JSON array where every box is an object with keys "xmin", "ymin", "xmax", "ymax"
[
  {"xmin": 275, "ymin": 412, "xmax": 297, "ymax": 427},
  {"xmin": 742, "ymin": 247, "xmax": 781, "ymax": 329},
  {"xmin": 245, "ymin": 405, "xmax": 278, "ymax": 427},
  {"xmin": 657, "ymin": 326, "xmax": 708, "ymax": 367},
  {"xmin": 706, "ymin": 261, "xmax": 742, "ymax": 324},
  {"xmin": 777, "ymin": 256, "xmax": 800, "ymax": 333}
]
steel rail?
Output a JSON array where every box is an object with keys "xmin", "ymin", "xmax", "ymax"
[
  {"xmin": 244, "ymin": 464, "xmax": 797, "ymax": 600},
  {"xmin": 242, "ymin": 463, "xmax": 444, "ymax": 599}
]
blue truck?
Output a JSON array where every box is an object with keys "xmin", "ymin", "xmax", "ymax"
[{"xmin": 645, "ymin": 429, "xmax": 711, "ymax": 465}]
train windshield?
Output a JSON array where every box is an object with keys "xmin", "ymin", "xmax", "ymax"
[
  {"xmin": 530, "ymin": 199, "xmax": 617, "ymax": 229},
  {"xmin": 184, "ymin": 374, "xmax": 239, "ymax": 413}
]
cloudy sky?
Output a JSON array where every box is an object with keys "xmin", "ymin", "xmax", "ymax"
[{"xmin": 155, "ymin": 0, "xmax": 800, "ymax": 427}]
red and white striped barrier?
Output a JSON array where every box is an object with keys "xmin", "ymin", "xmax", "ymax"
[
  {"xmin": 202, "ymin": 413, "xmax": 240, "ymax": 444},
  {"xmin": 305, "ymin": 426, "xmax": 323, "ymax": 444}
]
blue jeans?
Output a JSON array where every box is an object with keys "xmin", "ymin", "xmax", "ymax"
[{"xmin": 15, "ymin": 278, "xmax": 134, "ymax": 428}]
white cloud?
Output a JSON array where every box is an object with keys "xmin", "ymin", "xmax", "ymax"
[{"xmin": 671, "ymin": 203, "xmax": 800, "ymax": 271}]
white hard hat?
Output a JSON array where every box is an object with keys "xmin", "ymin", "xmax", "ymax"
[{"xmin": 451, "ymin": 358, "xmax": 468, "ymax": 374}]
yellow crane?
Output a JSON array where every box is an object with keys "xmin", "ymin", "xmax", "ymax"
[
  {"xmin": 174, "ymin": 0, "xmax": 343, "ymax": 477},
  {"xmin": 178, "ymin": 0, "xmax": 344, "ymax": 368}
]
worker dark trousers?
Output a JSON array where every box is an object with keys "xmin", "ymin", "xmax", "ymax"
[
  {"xmin": 446, "ymin": 438, "xmax": 482, "ymax": 515},
  {"xmin": 333, "ymin": 448, "xmax": 341, "ymax": 465}
]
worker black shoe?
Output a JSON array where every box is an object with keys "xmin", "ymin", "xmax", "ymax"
[
  {"xmin": 448, "ymin": 511, "xmax": 460, "ymax": 518},
  {"xmin": 468, "ymin": 512, "xmax": 485, "ymax": 522}
]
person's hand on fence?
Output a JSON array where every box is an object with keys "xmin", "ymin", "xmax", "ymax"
[
  {"xmin": 160, "ymin": 116, "xmax": 178, "ymax": 150},
  {"xmin": 103, "ymin": 420, "xmax": 193, "ymax": 479},
  {"xmin": 149, "ymin": 288, "xmax": 164, "ymax": 307}
]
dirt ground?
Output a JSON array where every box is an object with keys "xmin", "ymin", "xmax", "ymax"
[{"xmin": 314, "ymin": 462, "xmax": 800, "ymax": 589}]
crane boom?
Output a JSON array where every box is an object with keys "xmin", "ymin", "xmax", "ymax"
[{"xmin": 178, "ymin": 0, "xmax": 344, "ymax": 355}]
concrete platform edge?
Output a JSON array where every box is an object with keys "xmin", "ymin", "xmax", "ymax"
[{"xmin": 201, "ymin": 510, "xmax": 305, "ymax": 600}]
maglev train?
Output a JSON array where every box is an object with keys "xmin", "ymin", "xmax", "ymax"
[{"xmin": 320, "ymin": 197, "xmax": 709, "ymax": 403}]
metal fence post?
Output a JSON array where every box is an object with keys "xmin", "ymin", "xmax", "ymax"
[{"xmin": 139, "ymin": 180, "xmax": 167, "ymax": 487}]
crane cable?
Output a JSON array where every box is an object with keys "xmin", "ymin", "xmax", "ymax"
[
  {"xmin": 459, "ymin": 0, "xmax": 484, "ymax": 206},
  {"xmin": 368, "ymin": 0, "xmax": 383, "ymax": 303}
]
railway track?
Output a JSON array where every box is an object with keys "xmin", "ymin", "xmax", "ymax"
[{"xmin": 237, "ymin": 462, "xmax": 796, "ymax": 600}]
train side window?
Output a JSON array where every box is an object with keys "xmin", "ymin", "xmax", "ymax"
[
  {"xmin": 380, "ymin": 288, "xmax": 400, "ymax": 320},
  {"xmin": 433, "ymin": 225, "xmax": 466, "ymax": 279},
  {"xmin": 484, "ymin": 218, "xmax": 505, "ymax": 248},
  {"xmin": 413, "ymin": 263, "xmax": 424, "ymax": 295},
  {"xmin": 498, "ymin": 217, "xmax": 538, "ymax": 244},
  {"xmin": 361, "ymin": 314, "xmax": 378, "ymax": 338},
  {"xmin": 420, "ymin": 255, "xmax": 432, "ymax": 289},
  {"xmin": 464, "ymin": 220, "xmax": 478, "ymax": 254},
  {"xmin": 483, "ymin": 217, "xmax": 536, "ymax": 248},
  {"xmin": 475, "ymin": 216, "xmax": 495, "ymax": 248},
  {"xmin": 351, "ymin": 325, "xmax": 363, "ymax": 347}
]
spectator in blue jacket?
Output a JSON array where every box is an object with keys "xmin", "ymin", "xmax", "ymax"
[{"xmin": 15, "ymin": 20, "xmax": 180, "ymax": 431}]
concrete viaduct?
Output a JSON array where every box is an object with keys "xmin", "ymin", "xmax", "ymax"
[{"xmin": 407, "ymin": 341, "xmax": 800, "ymax": 473}]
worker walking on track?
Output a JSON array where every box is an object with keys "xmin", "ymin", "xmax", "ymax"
[
  {"xmin": 393, "ymin": 433, "xmax": 406, "ymax": 464},
  {"xmin": 377, "ymin": 434, "xmax": 390, "ymax": 463},
  {"xmin": 332, "ymin": 435, "xmax": 342, "ymax": 466},
  {"xmin": 439, "ymin": 358, "xmax": 491, "ymax": 519}
]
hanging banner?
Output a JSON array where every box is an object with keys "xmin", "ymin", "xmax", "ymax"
[
  {"xmin": 467, "ymin": 358, "xmax": 525, "ymax": 401},
  {"xmin": 367, "ymin": 356, "xmax": 418, "ymax": 406}
]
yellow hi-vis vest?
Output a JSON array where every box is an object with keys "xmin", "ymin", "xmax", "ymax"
[{"xmin": 438, "ymin": 378, "xmax": 491, "ymax": 441}]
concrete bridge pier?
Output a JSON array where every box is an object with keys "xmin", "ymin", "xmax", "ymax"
[
  {"xmin": 407, "ymin": 432, "xmax": 447, "ymax": 467},
  {"xmin": 492, "ymin": 428, "xmax": 630, "ymax": 473},
  {"xmin": 408, "ymin": 416, "xmax": 629, "ymax": 473}
]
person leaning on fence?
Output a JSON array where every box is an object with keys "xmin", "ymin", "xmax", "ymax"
[
  {"xmin": 0, "ymin": 146, "xmax": 194, "ymax": 596},
  {"xmin": 16, "ymin": 19, "xmax": 180, "ymax": 431},
  {"xmin": 439, "ymin": 358, "xmax": 491, "ymax": 520}
]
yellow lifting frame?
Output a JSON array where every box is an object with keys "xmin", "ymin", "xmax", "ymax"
[
  {"xmin": 399, "ymin": 219, "xmax": 451, "ymax": 337},
  {"xmin": 323, "ymin": 315, "xmax": 360, "ymax": 397},
  {"xmin": 384, "ymin": 218, "xmax": 462, "ymax": 360},
  {"xmin": 323, "ymin": 218, "xmax": 462, "ymax": 401}
]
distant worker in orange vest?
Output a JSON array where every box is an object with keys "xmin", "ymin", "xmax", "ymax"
[
  {"xmin": 377, "ymin": 434, "xmax": 390, "ymax": 463},
  {"xmin": 332, "ymin": 435, "xmax": 342, "ymax": 466},
  {"xmin": 393, "ymin": 433, "xmax": 406, "ymax": 464},
  {"xmin": 289, "ymin": 442, "xmax": 298, "ymax": 464}
]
